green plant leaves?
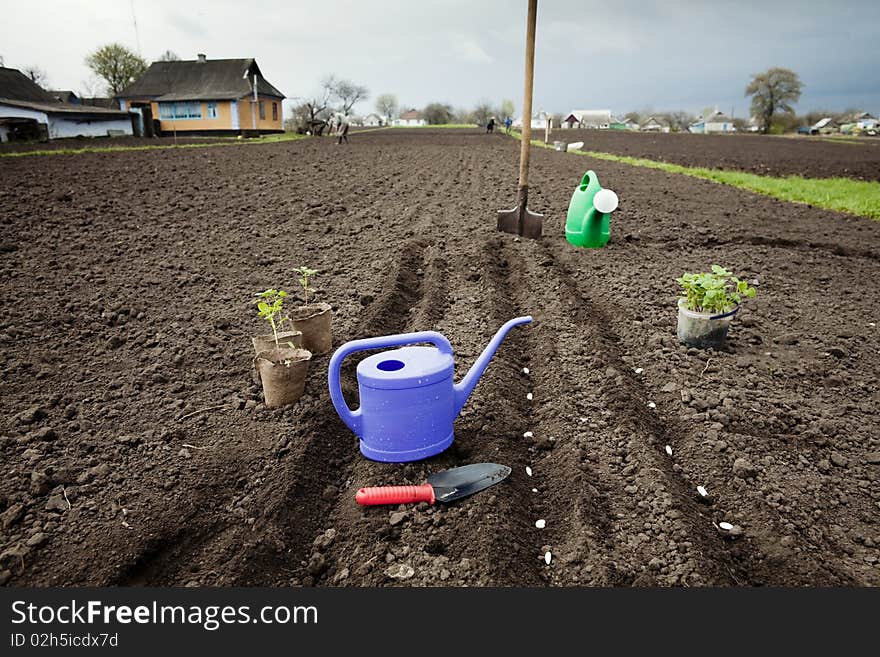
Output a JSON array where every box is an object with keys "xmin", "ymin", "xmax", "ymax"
[{"xmin": 677, "ymin": 265, "xmax": 756, "ymax": 313}]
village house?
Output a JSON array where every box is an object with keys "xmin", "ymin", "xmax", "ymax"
[
  {"xmin": 116, "ymin": 54, "xmax": 284, "ymax": 137},
  {"xmin": 689, "ymin": 110, "xmax": 735, "ymax": 134},
  {"xmin": 641, "ymin": 116, "xmax": 669, "ymax": 132},
  {"xmin": 810, "ymin": 117, "xmax": 838, "ymax": 135},
  {"xmin": 393, "ymin": 109, "xmax": 426, "ymax": 126},
  {"xmin": 0, "ymin": 67, "xmax": 133, "ymax": 142},
  {"xmin": 362, "ymin": 113, "xmax": 383, "ymax": 127},
  {"xmin": 562, "ymin": 109, "xmax": 612, "ymax": 129},
  {"xmin": 514, "ymin": 109, "xmax": 551, "ymax": 130}
]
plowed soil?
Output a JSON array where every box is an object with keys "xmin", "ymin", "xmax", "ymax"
[
  {"xmin": 556, "ymin": 129, "xmax": 880, "ymax": 181},
  {"xmin": 1, "ymin": 128, "xmax": 878, "ymax": 587}
]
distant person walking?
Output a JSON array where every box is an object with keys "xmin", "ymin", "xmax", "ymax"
[
  {"xmin": 504, "ymin": 116, "xmax": 513, "ymax": 133},
  {"xmin": 487, "ymin": 116, "xmax": 496, "ymax": 134},
  {"xmin": 334, "ymin": 112, "xmax": 350, "ymax": 144}
]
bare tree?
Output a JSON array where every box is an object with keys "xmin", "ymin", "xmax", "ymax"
[
  {"xmin": 745, "ymin": 67, "xmax": 803, "ymax": 134},
  {"xmin": 375, "ymin": 93, "xmax": 398, "ymax": 125},
  {"xmin": 499, "ymin": 99, "xmax": 515, "ymax": 120},
  {"xmin": 332, "ymin": 78, "xmax": 369, "ymax": 115},
  {"xmin": 23, "ymin": 66, "xmax": 49, "ymax": 88},
  {"xmin": 471, "ymin": 101, "xmax": 494, "ymax": 127},
  {"xmin": 157, "ymin": 50, "xmax": 180, "ymax": 62}
]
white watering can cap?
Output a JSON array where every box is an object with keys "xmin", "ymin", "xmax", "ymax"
[{"xmin": 593, "ymin": 188, "xmax": 619, "ymax": 214}]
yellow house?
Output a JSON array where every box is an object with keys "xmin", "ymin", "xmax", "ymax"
[{"xmin": 117, "ymin": 55, "xmax": 284, "ymax": 136}]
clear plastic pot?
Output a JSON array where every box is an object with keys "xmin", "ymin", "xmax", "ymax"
[{"xmin": 676, "ymin": 299, "xmax": 739, "ymax": 349}]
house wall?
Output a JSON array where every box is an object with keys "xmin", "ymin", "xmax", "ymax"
[
  {"xmin": 705, "ymin": 122, "xmax": 733, "ymax": 133},
  {"xmin": 393, "ymin": 118, "xmax": 426, "ymax": 126},
  {"xmin": 236, "ymin": 95, "xmax": 283, "ymax": 132},
  {"xmin": 0, "ymin": 103, "xmax": 49, "ymax": 126},
  {"xmin": 119, "ymin": 96, "xmax": 282, "ymax": 133},
  {"xmin": 49, "ymin": 115, "xmax": 133, "ymax": 139}
]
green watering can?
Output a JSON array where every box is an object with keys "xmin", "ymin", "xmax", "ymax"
[{"xmin": 564, "ymin": 170, "xmax": 619, "ymax": 248}]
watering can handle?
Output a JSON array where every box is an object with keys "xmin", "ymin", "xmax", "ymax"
[{"xmin": 328, "ymin": 331, "xmax": 454, "ymax": 434}]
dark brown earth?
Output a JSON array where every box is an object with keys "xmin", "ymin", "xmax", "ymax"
[
  {"xmin": 1, "ymin": 128, "xmax": 878, "ymax": 587},
  {"xmin": 0, "ymin": 134, "xmax": 239, "ymax": 153},
  {"xmin": 556, "ymin": 129, "xmax": 880, "ymax": 181}
]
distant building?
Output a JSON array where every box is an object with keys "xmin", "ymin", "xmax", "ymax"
[
  {"xmin": 0, "ymin": 67, "xmax": 133, "ymax": 142},
  {"xmin": 562, "ymin": 109, "xmax": 612, "ymax": 129},
  {"xmin": 362, "ymin": 113, "xmax": 383, "ymax": 127},
  {"xmin": 393, "ymin": 109, "xmax": 426, "ymax": 126},
  {"xmin": 514, "ymin": 110, "xmax": 550, "ymax": 130},
  {"xmin": 641, "ymin": 116, "xmax": 669, "ymax": 132},
  {"xmin": 850, "ymin": 111, "xmax": 877, "ymax": 130},
  {"xmin": 117, "ymin": 54, "xmax": 285, "ymax": 137},
  {"xmin": 810, "ymin": 117, "xmax": 838, "ymax": 135},
  {"xmin": 689, "ymin": 110, "xmax": 735, "ymax": 134}
]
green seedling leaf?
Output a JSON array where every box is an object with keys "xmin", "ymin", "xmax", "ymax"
[{"xmin": 677, "ymin": 266, "xmax": 757, "ymax": 314}]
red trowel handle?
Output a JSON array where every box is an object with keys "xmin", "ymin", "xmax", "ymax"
[{"xmin": 356, "ymin": 484, "xmax": 436, "ymax": 506}]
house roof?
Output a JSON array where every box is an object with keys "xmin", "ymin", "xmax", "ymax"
[
  {"xmin": 567, "ymin": 109, "xmax": 612, "ymax": 123},
  {"xmin": 812, "ymin": 117, "xmax": 834, "ymax": 130},
  {"xmin": 0, "ymin": 67, "xmax": 59, "ymax": 103},
  {"xmin": 0, "ymin": 68, "xmax": 127, "ymax": 118},
  {"xmin": 642, "ymin": 115, "xmax": 666, "ymax": 126},
  {"xmin": 706, "ymin": 111, "xmax": 732, "ymax": 123},
  {"xmin": 399, "ymin": 109, "xmax": 421, "ymax": 120},
  {"xmin": 117, "ymin": 58, "xmax": 284, "ymax": 101},
  {"xmin": 49, "ymin": 90, "xmax": 79, "ymax": 104}
]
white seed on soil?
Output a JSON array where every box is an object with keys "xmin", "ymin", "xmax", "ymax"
[
  {"xmin": 544, "ymin": 551, "xmax": 552, "ymax": 565},
  {"xmin": 531, "ymin": 488, "xmax": 538, "ymax": 493},
  {"xmin": 647, "ymin": 401, "xmax": 657, "ymax": 409},
  {"xmin": 697, "ymin": 485, "xmax": 708, "ymax": 497},
  {"xmin": 523, "ymin": 431, "xmax": 533, "ymax": 438},
  {"xmin": 525, "ymin": 466, "xmax": 533, "ymax": 477},
  {"xmin": 719, "ymin": 521, "xmax": 734, "ymax": 530},
  {"xmin": 526, "ymin": 393, "xmax": 533, "ymax": 401},
  {"xmin": 634, "ymin": 367, "xmax": 644, "ymax": 374},
  {"xmin": 523, "ymin": 367, "xmax": 530, "ymax": 375},
  {"xmin": 535, "ymin": 519, "xmax": 546, "ymax": 529},
  {"xmin": 665, "ymin": 445, "xmax": 673, "ymax": 456}
]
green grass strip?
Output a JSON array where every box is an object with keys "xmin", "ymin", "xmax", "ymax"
[
  {"xmin": 509, "ymin": 130, "xmax": 880, "ymax": 220},
  {"xmin": 0, "ymin": 132, "xmax": 308, "ymax": 158}
]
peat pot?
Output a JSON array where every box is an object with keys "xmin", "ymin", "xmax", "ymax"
[
  {"xmin": 677, "ymin": 300, "xmax": 739, "ymax": 349},
  {"xmin": 253, "ymin": 347, "xmax": 312, "ymax": 408},
  {"xmin": 290, "ymin": 302, "xmax": 332, "ymax": 354},
  {"xmin": 251, "ymin": 330, "xmax": 303, "ymax": 354}
]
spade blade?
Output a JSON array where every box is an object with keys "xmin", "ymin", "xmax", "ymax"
[{"xmin": 427, "ymin": 463, "xmax": 511, "ymax": 503}]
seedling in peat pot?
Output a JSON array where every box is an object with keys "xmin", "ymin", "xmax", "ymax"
[
  {"xmin": 675, "ymin": 265, "xmax": 757, "ymax": 349},
  {"xmin": 255, "ymin": 288, "xmax": 290, "ymax": 351},
  {"xmin": 294, "ymin": 266, "xmax": 318, "ymax": 305}
]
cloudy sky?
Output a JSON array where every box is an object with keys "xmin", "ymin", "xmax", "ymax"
[{"xmin": 2, "ymin": 0, "xmax": 878, "ymax": 118}]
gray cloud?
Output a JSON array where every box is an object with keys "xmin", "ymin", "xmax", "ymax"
[{"xmin": 0, "ymin": 0, "xmax": 876, "ymax": 115}]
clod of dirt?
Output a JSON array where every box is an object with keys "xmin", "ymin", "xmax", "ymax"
[
  {"xmin": 17, "ymin": 406, "xmax": 47, "ymax": 426},
  {"xmin": 321, "ymin": 485, "xmax": 339, "ymax": 501},
  {"xmin": 45, "ymin": 493, "xmax": 70, "ymax": 512},
  {"xmin": 865, "ymin": 452, "xmax": 880, "ymax": 465},
  {"xmin": 830, "ymin": 453, "xmax": 849, "ymax": 468},
  {"xmin": 306, "ymin": 553, "xmax": 328, "ymax": 577},
  {"xmin": 717, "ymin": 522, "xmax": 744, "ymax": 538},
  {"xmin": 385, "ymin": 563, "xmax": 415, "ymax": 580},
  {"xmin": 0, "ymin": 504, "xmax": 25, "ymax": 529},
  {"xmin": 733, "ymin": 457, "xmax": 759, "ymax": 479},
  {"xmin": 389, "ymin": 511, "xmax": 408, "ymax": 526}
]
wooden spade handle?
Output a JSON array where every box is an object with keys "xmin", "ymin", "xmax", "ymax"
[{"xmin": 519, "ymin": 0, "xmax": 538, "ymax": 189}]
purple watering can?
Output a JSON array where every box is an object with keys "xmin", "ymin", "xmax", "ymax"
[{"xmin": 328, "ymin": 316, "xmax": 532, "ymax": 462}]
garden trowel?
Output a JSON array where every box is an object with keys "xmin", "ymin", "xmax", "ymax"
[{"xmin": 356, "ymin": 463, "xmax": 511, "ymax": 506}]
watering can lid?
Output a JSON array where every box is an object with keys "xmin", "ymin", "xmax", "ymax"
[{"xmin": 357, "ymin": 346, "xmax": 454, "ymax": 390}]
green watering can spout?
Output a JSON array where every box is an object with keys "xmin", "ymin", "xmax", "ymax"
[{"xmin": 564, "ymin": 170, "xmax": 619, "ymax": 249}]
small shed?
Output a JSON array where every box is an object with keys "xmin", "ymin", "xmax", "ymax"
[
  {"xmin": 641, "ymin": 116, "xmax": 668, "ymax": 132},
  {"xmin": 563, "ymin": 109, "xmax": 612, "ymax": 129},
  {"xmin": 362, "ymin": 113, "xmax": 383, "ymax": 127},
  {"xmin": 0, "ymin": 67, "xmax": 133, "ymax": 142}
]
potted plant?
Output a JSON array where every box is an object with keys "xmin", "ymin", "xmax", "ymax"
[
  {"xmin": 676, "ymin": 265, "xmax": 756, "ymax": 349},
  {"xmin": 251, "ymin": 289, "xmax": 303, "ymax": 354},
  {"xmin": 252, "ymin": 288, "xmax": 312, "ymax": 408},
  {"xmin": 288, "ymin": 266, "xmax": 332, "ymax": 354}
]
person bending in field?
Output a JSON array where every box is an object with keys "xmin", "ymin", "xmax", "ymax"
[
  {"xmin": 334, "ymin": 112, "xmax": 350, "ymax": 144},
  {"xmin": 487, "ymin": 116, "xmax": 495, "ymax": 133}
]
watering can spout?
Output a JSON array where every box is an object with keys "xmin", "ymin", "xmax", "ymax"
[{"xmin": 453, "ymin": 316, "xmax": 532, "ymax": 415}]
